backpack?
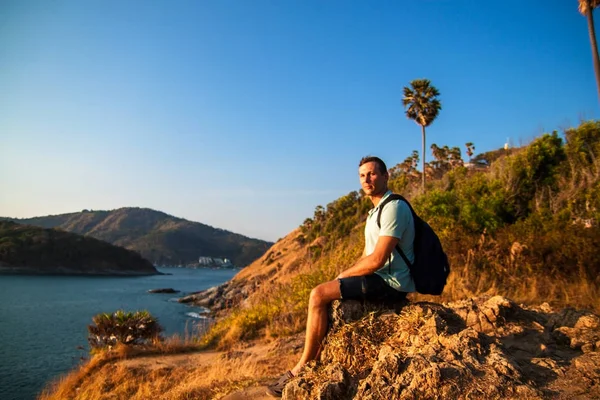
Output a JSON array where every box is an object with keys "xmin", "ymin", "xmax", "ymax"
[{"xmin": 377, "ymin": 194, "xmax": 450, "ymax": 295}]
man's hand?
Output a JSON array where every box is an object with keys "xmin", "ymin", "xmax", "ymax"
[{"xmin": 337, "ymin": 235, "xmax": 399, "ymax": 279}]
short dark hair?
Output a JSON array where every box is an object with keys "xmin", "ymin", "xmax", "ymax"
[{"xmin": 359, "ymin": 156, "xmax": 388, "ymax": 175}]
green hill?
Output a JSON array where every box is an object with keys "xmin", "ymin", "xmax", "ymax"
[
  {"xmin": 3, "ymin": 208, "xmax": 271, "ymax": 267},
  {"xmin": 0, "ymin": 221, "xmax": 158, "ymax": 275},
  {"xmin": 196, "ymin": 120, "xmax": 600, "ymax": 350}
]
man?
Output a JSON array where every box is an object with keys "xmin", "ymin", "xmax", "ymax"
[{"xmin": 266, "ymin": 156, "xmax": 416, "ymax": 398}]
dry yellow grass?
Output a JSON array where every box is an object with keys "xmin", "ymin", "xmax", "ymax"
[
  {"xmin": 39, "ymin": 335, "xmax": 303, "ymax": 400},
  {"xmin": 423, "ymin": 262, "xmax": 600, "ymax": 314}
]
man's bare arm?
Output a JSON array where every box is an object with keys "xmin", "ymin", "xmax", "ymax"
[{"xmin": 337, "ymin": 236, "xmax": 399, "ymax": 279}]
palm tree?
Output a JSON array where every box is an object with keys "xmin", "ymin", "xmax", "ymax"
[
  {"xmin": 465, "ymin": 142, "xmax": 475, "ymax": 161},
  {"xmin": 579, "ymin": 0, "xmax": 600, "ymax": 106},
  {"xmin": 402, "ymin": 79, "xmax": 442, "ymax": 193}
]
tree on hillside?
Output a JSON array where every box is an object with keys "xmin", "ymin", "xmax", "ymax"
[
  {"xmin": 390, "ymin": 150, "xmax": 420, "ymax": 177},
  {"xmin": 402, "ymin": 79, "xmax": 442, "ymax": 193},
  {"xmin": 448, "ymin": 146, "xmax": 463, "ymax": 168},
  {"xmin": 466, "ymin": 142, "xmax": 476, "ymax": 161},
  {"xmin": 388, "ymin": 150, "xmax": 421, "ymax": 193},
  {"xmin": 430, "ymin": 144, "xmax": 449, "ymax": 177},
  {"xmin": 428, "ymin": 144, "xmax": 463, "ymax": 179},
  {"xmin": 579, "ymin": 0, "xmax": 600, "ymax": 106}
]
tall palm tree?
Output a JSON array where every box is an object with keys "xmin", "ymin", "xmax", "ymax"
[
  {"xmin": 579, "ymin": 0, "xmax": 600, "ymax": 106},
  {"xmin": 402, "ymin": 79, "xmax": 442, "ymax": 193}
]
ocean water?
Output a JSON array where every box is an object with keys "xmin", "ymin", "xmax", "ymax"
[{"xmin": 0, "ymin": 267, "xmax": 237, "ymax": 400}]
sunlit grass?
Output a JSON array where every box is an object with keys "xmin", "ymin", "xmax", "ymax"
[{"xmin": 38, "ymin": 333, "xmax": 289, "ymax": 400}]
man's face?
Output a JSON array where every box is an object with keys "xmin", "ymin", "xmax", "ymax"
[{"xmin": 359, "ymin": 161, "xmax": 388, "ymax": 196}]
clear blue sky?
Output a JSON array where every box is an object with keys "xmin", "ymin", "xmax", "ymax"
[{"xmin": 1, "ymin": 0, "xmax": 597, "ymax": 241}]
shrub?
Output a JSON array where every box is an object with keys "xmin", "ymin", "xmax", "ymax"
[
  {"xmin": 564, "ymin": 120, "xmax": 600, "ymax": 170},
  {"xmin": 455, "ymin": 175, "xmax": 514, "ymax": 233},
  {"xmin": 87, "ymin": 310, "xmax": 163, "ymax": 350},
  {"xmin": 501, "ymin": 132, "xmax": 565, "ymax": 218},
  {"xmin": 412, "ymin": 189, "xmax": 459, "ymax": 239}
]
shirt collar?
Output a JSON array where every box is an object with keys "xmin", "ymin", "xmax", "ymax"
[{"xmin": 368, "ymin": 190, "xmax": 393, "ymax": 215}]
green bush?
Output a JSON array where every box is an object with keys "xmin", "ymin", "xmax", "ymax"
[
  {"xmin": 412, "ymin": 189, "xmax": 459, "ymax": 238},
  {"xmin": 502, "ymin": 132, "xmax": 565, "ymax": 218},
  {"xmin": 455, "ymin": 175, "xmax": 514, "ymax": 233},
  {"xmin": 87, "ymin": 310, "xmax": 163, "ymax": 350},
  {"xmin": 564, "ymin": 120, "xmax": 600, "ymax": 170}
]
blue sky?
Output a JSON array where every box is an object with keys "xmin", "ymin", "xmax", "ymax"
[{"xmin": 1, "ymin": 0, "xmax": 597, "ymax": 241}]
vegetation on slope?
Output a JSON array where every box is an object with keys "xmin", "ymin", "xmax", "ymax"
[
  {"xmin": 88, "ymin": 310, "xmax": 163, "ymax": 350},
  {"xmin": 4, "ymin": 207, "xmax": 271, "ymax": 267},
  {"xmin": 202, "ymin": 120, "xmax": 600, "ymax": 349},
  {"xmin": 39, "ymin": 335, "xmax": 301, "ymax": 400},
  {"xmin": 0, "ymin": 221, "xmax": 158, "ymax": 274}
]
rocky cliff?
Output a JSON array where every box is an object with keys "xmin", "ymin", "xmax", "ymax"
[{"xmin": 283, "ymin": 296, "xmax": 600, "ymax": 399}]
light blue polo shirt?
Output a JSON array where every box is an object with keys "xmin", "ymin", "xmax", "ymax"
[{"xmin": 365, "ymin": 190, "xmax": 416, "ymax": 292}]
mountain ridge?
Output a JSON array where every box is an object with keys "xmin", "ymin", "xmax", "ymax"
[{"xmin": 2, "ymin": 207, "xmax": 272, "ymax": 267}]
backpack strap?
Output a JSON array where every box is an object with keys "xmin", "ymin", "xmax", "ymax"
[{"xmin": 376, "ymin": 194, "xmax": 414, "ymax": 269}]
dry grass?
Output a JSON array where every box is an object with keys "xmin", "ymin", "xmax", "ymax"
[
  {"xmin": 428, "ymin": 262, "xmax": 600, "ymax": 314},
  {"xmin": 39, "ymin": 335, "xmax": 302, "ymax": 400},
  {"xmin": 38, "ymin": 337, "xmax": 205, "ymax": 400},
  {"xmin": 321, "ymin": 311, "xmax": 399, "ymax": 377}
]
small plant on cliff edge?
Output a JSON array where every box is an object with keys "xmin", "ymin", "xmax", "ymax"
[{"xmin": 87, "ymin": 310, "xmax": 163, "ymax": 351}]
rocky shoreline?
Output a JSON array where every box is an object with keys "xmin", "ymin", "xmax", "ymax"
[{"xmin": 178, "ymin": 281, "xmax": 249, "ymax": 314}]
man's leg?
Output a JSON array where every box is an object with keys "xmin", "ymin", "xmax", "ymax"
[{"xmin": 290, "ymin": 279, "xmax": 341, "ymax": 375}]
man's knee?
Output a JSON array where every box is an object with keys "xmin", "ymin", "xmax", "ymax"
[
  {"xmin": 309, "ymin": 281, "xmax": 339, "ymax": 308},
  {"xmin": 308, "ymin": 285, "xmax": 325, "ymax": 308}
]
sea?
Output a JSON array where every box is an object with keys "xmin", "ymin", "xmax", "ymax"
[{"xmin": 0, "ymin": 267, "xmax": 238, "ymax": 400}]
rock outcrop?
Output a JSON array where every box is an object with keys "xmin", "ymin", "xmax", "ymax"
[
  {"xmin": 148, "ymin": 288, "xmax": 180, "ymax": 293},
  {"xmin": 283, "ymin": 296, "xmax": 600, "ymax": 399}
]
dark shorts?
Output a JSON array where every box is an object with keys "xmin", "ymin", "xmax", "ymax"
[{"xmin": 338, "ymin": 274, "xmax": 407, "ymax": 303}]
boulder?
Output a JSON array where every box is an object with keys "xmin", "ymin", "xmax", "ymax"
[
  {"xmin": 282, "ymin": 296, "xmax": 600, "ymax": 400},
  {"xmin": 147, "ymin": 288, "xmax": 179, "ymax": 294}
]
